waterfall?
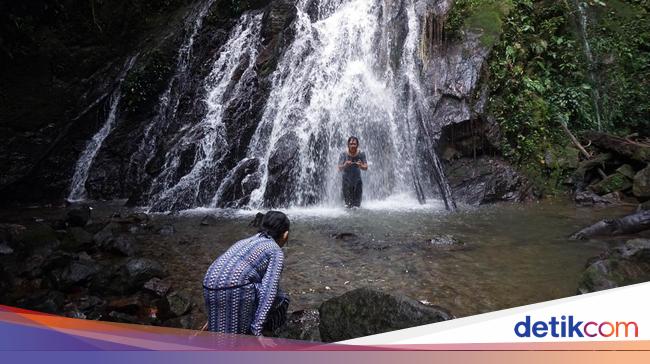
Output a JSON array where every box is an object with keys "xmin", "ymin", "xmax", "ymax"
[
  {"xmin": 148, "ymin": 13, "xmax": 264, "ymax": 211},
  {"xmin": 241, "ymin": 0, "xmax": 455, "ymax": 209},
  {"xmin": 574, "ymin": 0, "xmax": 603, "ymax": 131},
  {"xmin": 67, "ymin": 56, "xmax": 138, "ymax": 201},
  {"xmin": 127, "ymin": 0, "xmax": 218, "ymax": 191},
  {"xmin": 124, "ymin": 0, "xmax": 457, "ymax": 211}
]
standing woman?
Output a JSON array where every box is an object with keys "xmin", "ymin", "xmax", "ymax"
[
  {"xmin": 203, "ymin": 211, "xmax": 290, "ymax": 336},
  {"xmin": 337, "ymin": 136, "xmax": 368, "ymax": 208}
]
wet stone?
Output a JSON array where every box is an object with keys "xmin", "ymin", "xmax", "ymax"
[
  {"xmin": 124, "ymin": 258, "xmax": 168, "ymax": 286},
  {"xmin": 144, "ymin": 277, "xmax": 171, "ymax": 297},
  {"xmin": 166, "ymin": 290, "xmax": 192, "ymax": 317},
  {"xmin": 319, "ymin": 287, "xmax": 454, "ymax": 342}
]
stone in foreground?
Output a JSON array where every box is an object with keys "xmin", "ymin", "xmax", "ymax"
[{"xmin": 318, "ymin": 287, "xmax": 453, "ymax": 342}]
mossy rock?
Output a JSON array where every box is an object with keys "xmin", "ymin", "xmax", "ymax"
[{"xmin": 590, "ymin": 173, "xmax": 632, "ymax": 195}]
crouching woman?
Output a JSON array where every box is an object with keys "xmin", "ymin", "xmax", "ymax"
[{"xmin": 203, "ymin": 211, "xmax": 290, "ymax": 336}]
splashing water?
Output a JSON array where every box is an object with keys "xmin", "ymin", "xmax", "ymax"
[
  {"xmin": 148, "ymin": 14, "xmax": 264, "ymax": 211},
  {"xmin": 242, "ymin": 0, "xmax": 455, "ymax": 210}
]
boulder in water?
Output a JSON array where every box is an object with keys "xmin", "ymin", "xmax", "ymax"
[
  {"xmin": 574, "ymin": 191, "xmax": 614, "ymax": 206},
  {"xmin": 445, "ymin": 156, "xmax": 534, "ymax": 205},
  {"xmin": 318, "ymin": 287, "xmax": 454, "ymax": 342},
  {"xmin": 578, "ymin": 239, "xmax": 650, "ymax": 294}
]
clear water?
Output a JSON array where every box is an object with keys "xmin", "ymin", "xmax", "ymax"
[{"xmin": 135, "ymin": 200, "xmax": 633, "ymax": 318}]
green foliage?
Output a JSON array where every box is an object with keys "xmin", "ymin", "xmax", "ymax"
[
  {"xmin": 481, "ymin": 0, "xmax": 649, "ymax": 194},
  {"xmin": 445, "ymin": 0, "xmax": 514, "ymax": 46},
  {"xmin": 488, "ymin": 1, "xmax": 591, "ymax": 166},
  {"xmin": 589, "ymin": 0, "xmax": 650, "ymax": 135}
]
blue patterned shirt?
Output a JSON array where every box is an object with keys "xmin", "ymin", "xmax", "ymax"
[{"xmin": 203, "ymin": 233, "xmax": 284, "ymax": 336}]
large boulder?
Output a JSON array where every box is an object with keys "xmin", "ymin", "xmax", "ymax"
[
  {"xmin": 578, "ymin": 239, "xmax": 650, "ymax": 294},
  {"xmin": 123, "ymin": 258, "xmax": 168, "ymax": 288},
  {"xmin": 445, "ymin": 156, "xmax": 533, "ymax": 205},
  {"xmin": 263, "ymin": 132, "xmax": 300, "ymax": 207},
  {"xmin": 318, "ymin": 287, "xmax": 453, "ymax": 342}
]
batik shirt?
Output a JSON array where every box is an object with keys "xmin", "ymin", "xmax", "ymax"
[{"xmin": 203, "ymin": 233, "xmax": 284, "ymax": 336}]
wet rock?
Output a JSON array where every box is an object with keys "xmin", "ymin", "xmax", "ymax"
[
  {"xmin": 574, "ymin": 191, "xmax": 614, "ymax": 206},
  {"xmin": 124, "ymin": 258, "xmax": 168, "ymax": 287},
  {"xmin": 61, "ymin": 259, "xmax": 100, "ymax": 288},
  {"xmin": 577, "ymin": 260, "xmax": 619, "ymax": 294},
  {"xmin": 166, "ymin": 290, "xmax": 192, "ymax": 317},
  {"xmin": 620, "ymin": 238, "xmax": 650, "ymax": 260},
  {"xmin": 633, "ymin": 165, "xmax": 650, "ymax": 199},
  {"xmin": 264, "ymin": 132, "xmax": 300, "ymax": 207},
  {"xmin": 446, "ymin": 157, "xmax": 533, "ymax": 205},
  {"xmin": 144, "ymin": 277, "xmax": 171, "ymax": 297},
  {"xmin": 578, "ymin": 239, "xmax": 650, "ymax": 294},
  {"xmin": 93, "ymin": 222, "xmax": 120, "ymax": 245},
  {"xmin": 273, "ymin": 309, "xmax": 321, "ymax": 342},
  {"xmin": 66, "ymin": 206, "xmax": 91, "ymax": 227},
  {"xmin": 318, "ymin": 287, "xmax": 454, "ymax": 342},
  {"xmin": 156, "ymin": 224, "xmax": 176, "ymax": 236},
  {"xmin": 213, "ymin": 158, "xmax": 260, "ymax": 208},
  {"xmin": 201, "ymin": 215, "xmax": 219, "ymax": 226},
  {"xmin": 570, "ymin": 210, "xmax": 650, "ymax": 239},
  {"xmin": 103, "ymin": 235, "xmax": 138, "ymax": 257}
]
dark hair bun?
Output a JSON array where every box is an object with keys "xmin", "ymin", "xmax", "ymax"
[{"xmin": 259, "ymin": 211, "xmax": 290, "ymax": 240}]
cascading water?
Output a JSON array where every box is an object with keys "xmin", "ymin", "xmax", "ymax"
[
  {"xmin": 127, "ymin": 0, "xmax": 218, "ymax": 193},
  {"xmin": 574, "ymin": 0, "xmax": 603, "ymax": 131},
  {"xmin": 148, "ymin": 13, "xmax": 264, "ymax": 211},
  {"xmin": 237, "ymin": 0, "xmax": 456, "ymax": 210},
  {"xmin": 113, "ymin": 0, "xmax": 456, "ymax": 212},
  {"xmin": 68, "ymin": 56, "xmax": 138, "ymax": 201}
]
